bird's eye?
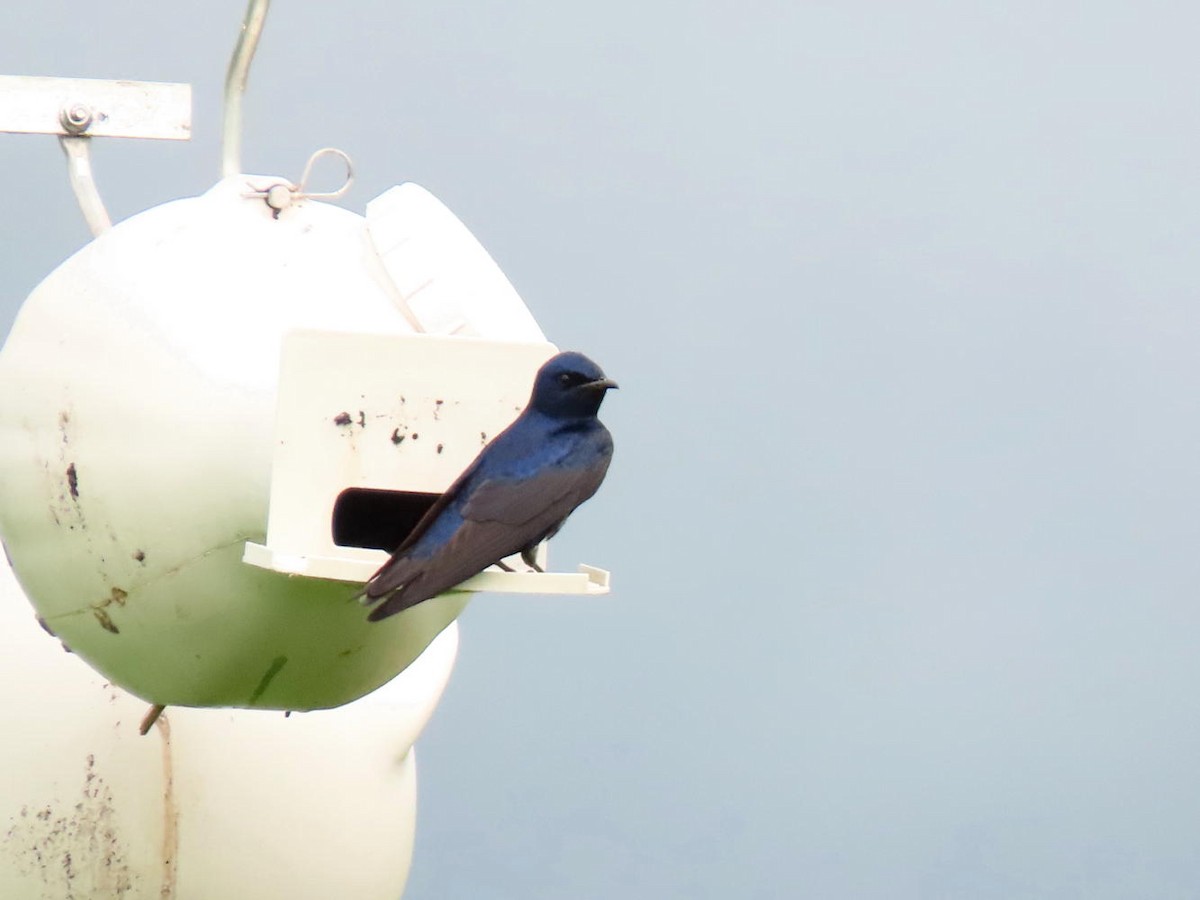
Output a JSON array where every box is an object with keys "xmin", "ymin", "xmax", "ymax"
[{"xmin": 558, "ymin": 372, "xmax": 574, "ymax": 385}]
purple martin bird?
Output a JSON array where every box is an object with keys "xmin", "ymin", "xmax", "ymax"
[{"xmin": 360, "ymin": 351, "xmax": 617, "ymax": 621}]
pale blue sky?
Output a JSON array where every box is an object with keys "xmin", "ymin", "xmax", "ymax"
[{"xmin": 4, "ymin": 2, "xmax": 1200, "ymax": 897}]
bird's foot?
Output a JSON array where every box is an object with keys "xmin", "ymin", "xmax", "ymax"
[{"xmin": 520, "ymin": 547, "xmax": 544, "ymax": 573}]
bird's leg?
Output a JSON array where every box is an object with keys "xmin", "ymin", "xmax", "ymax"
[
  {"xmin": 495, "ymin": 560, "xmax": 515, "ymax": 572},
  {"xmin": 521, "ymin": 546, "xmax": 544, "ymax": 573}
]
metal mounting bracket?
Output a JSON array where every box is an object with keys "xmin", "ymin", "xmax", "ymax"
[{"xmin": 0, "ymin": 75, "xmax": 192, "ymax": 236}]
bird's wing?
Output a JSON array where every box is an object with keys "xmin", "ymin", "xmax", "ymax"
[
  {"xmin": 364, "ymin": 515, "xmax": 522, "ymax": 620},
  {"xmin": 364, "ymin": 461, "xmax": 610, "ymax": 620},
  {"xmin": 355, "ymin": 458, "xmax": 480, "ymax": 602},
  {"xmin": 463, "ymin": 462, "xmax": 610, "ymax": 527},
  {"xmin": 391, "ymin": 458, "xmax": 482, "ymax": 557}
]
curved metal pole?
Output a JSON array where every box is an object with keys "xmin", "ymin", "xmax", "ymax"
[
  {"xmin": 221, "ymin": 0, "xmax": 271, "ymax": 178},
  {"xmin": 59, "ymin": 136, "xmax": 112, "ymax": 236}
]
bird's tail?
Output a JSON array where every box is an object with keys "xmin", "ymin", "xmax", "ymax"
[{"xmin": 365, "ymin": 585, "xmax": 425, "ymax": 621}]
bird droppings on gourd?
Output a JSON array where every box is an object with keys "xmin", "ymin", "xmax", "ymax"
[
  {"xmin": 90, "ymin": 587, "xmax": 128, "ymax": 634},
  {"xmin": 93, "ymin": 608, "xmax": 119, "ymax": 634}
]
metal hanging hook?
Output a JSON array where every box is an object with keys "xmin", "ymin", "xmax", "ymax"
[
  {"xmin": 222, "ymin": 0, "xmax": 271, "ymax": 178},
  {"xmin": 243, "ymin": 147, "xmax": 355, "ymax": 216},
  {"xmin": 296, "ymin": 147, "xmax": 355, "ymax": 200},
  {"xmin": 221, "ymin": 0, "xmax": 355, "ymax": 210}
]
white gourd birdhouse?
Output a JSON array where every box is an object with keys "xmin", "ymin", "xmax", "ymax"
[{"xmin": 0, "ymin": 175, "xmax": 608, "ymax": 712}]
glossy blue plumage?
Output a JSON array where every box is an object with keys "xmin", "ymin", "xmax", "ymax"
[{"xmin": 362, "ymin": 351, "xmax": 616, "ymax": 620}]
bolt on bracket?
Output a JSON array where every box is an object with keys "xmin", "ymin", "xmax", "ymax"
[{"xmin": 0, "ymin": 75, "xmax": 192, "ymax": 236}]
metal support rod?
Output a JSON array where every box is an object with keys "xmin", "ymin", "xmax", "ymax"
[
  {"xmin": 59, "ymin": 136, "xmax": 112, "ymax": 236},
  {"xmin": 221, "ymin": 0, "xmax": 271, "ymax": 178}
]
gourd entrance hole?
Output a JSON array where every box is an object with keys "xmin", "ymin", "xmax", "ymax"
[{"xmin": 331, "ymin": 488, "xmax": 439, "ymax": 552}]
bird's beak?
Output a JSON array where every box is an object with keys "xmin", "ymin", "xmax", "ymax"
[{"xmin": 586, "ymin": 377, "xmax": 619, "ymax": 391}]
